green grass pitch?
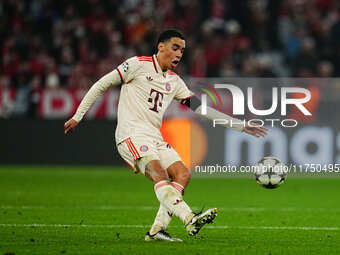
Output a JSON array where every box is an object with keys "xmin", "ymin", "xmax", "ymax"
[{"xmin": 0, "ymin": 166, "xmax": 339, "ymax": 255}]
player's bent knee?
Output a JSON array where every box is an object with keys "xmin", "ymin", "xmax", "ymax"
[
  {"xmin": 167, "ymin": 161, "xmax": 191, "ymax": 187},
  {"xmin": 178, "ymin": 167, "xmax": 191, "ymax": 183},
  {"xmin": 136, "ymin": 155, "xmax": 159, "ymax": 174},
  {"xmin": 142, "ymin": 158, "xmax": 169, "ymax": 183}
]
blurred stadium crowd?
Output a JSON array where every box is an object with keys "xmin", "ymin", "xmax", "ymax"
[{"xmin": 0, "ymin": 0, "xmax": 339, "ymax": 90}]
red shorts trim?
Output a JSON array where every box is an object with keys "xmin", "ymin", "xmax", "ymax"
[{"xmin": 125, "ymin": 138, "xmax": 141, "ymax": 159}]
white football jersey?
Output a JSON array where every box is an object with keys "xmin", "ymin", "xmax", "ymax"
[{"xmin": 115, "ymin": 55, "xmax": 193, "ymax": 144}]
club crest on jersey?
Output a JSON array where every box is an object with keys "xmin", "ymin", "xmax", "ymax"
[
  {"xmin": 146, "ymin": 76, "xmax": 153, "ymax": 81},
  {"xmin": 122, "ymin": 62, "xmax": 129, "ymax": 72},
  {"xmin": 165, "ymin": 82, "xmax": 171, "ymax": 92},
  {"xmin": 140, "ymin": 145, "xmax": 149, "ymax": 152}
]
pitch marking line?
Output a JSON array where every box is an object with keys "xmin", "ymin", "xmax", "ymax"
[
  {"xmin": 1, "ymin": 205, "xmax": 340, "ymax": 212},
  {"xmin": 0, "ymin": 224, "xmax": 338, "ymax": 231}
]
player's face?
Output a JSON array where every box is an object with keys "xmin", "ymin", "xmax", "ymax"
[{"xmin": 158, "ymin": 37, "xmax": 185, "ymax": 70}]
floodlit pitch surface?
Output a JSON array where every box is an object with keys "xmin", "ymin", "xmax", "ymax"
[{"xmin": 0, "ymin": 167, "xmax": 339, "ymax": 255}]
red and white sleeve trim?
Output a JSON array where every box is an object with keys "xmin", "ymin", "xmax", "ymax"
[
  {"xmin": 138, "ymin": 56, "xmax": 153, "ymax": 62},
  {"xmin": 116, "ymin": 68, "xmax": 124, "ymax": 83}
]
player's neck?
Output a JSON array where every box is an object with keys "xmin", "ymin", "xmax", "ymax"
[{"xmin": 156, "ymin": 54, "xmax": 168, "ymax": 72}]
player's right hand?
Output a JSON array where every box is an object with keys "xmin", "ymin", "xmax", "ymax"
[{"xmin": 64, "ymin": 119, "xmax": 78, "ymax": 134}]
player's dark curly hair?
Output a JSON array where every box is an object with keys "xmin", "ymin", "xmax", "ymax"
[{"xmin": 157, "ymin": 29, "xmax": 185, "ymax": 46}]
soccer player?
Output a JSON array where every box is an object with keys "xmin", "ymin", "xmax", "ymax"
[{"xmin": 64, "ymin": 29, "xmax": 267, "ymax": 242}]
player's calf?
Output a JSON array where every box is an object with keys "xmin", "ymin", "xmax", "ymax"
[{"xmin": 167, "ymin": 161, "xmax": 192, "ymax": 190}]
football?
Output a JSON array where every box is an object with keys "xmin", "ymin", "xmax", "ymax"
[{"xmin": 254, "ymin": 157, "xmax": 288, "ymax": 189}]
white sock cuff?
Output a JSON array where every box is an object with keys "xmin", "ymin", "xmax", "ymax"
[
  {"xmin": 171, "ymin": 182, "xmax": 184, "ymax": 194},
  {"xmin": 154, "ymin": 180, "xmax": 170, "ymax": 192}
]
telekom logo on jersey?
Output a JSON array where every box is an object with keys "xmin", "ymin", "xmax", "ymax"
[
  {"xmin": 201, "ymin": 84, "xmax": 312, "ymax": 116},
  {"xmin": 148, "ymin": 88, "xmax": 163, "ymax": 112}
]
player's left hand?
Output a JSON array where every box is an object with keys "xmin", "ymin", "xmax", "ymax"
[{"xmin": 242, "ymin": 123, "xmax": 268, "ymax": 138}]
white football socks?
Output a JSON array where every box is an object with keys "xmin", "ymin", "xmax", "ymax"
[
  {"xmin": 154, "ymin": 181, "xmax": 194, "ymax": 226},
  {"xmin": 149, "ymin": 182, "xmax": 186, "ymax": 235},
  {"xmin": 149, "ymin": 204, "xmax": 173, "ymax": 235}
]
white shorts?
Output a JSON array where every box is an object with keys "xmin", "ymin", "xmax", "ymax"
[{"xmin": 117, "ymin": 136, "xmax": 182, "ymax": 174}]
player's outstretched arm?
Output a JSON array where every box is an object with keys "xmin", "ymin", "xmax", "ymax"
[
  {"xmin": 181, "ymin": 96, "xmax": 267, "ymax": 138},
  {"xmin": 64, "ymin": 69, "xmax": 122, "ymax": 135}
]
